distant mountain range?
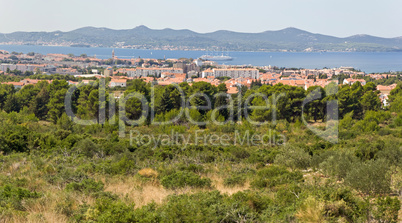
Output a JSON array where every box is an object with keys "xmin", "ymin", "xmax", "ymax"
[{"xmin": 1, "ymin": 26, "xmax": 402, "ymax": 52}]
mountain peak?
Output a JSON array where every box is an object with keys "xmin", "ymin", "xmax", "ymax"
[
  {"xmin": 280, "ymin": 27, "xmax": 309, "ymax": 33},
  {"xmin": 134, "ymin": 25, "xmax": 150, "ymax": 30}
]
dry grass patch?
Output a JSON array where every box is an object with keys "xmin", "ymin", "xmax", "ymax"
[
  {"xmin": 138, "ymin": 168, "xmax": 158, "ymax": 178},
  {"xmin": 104, "ymin": 176, "xmax": 171, "ymax": 207}
]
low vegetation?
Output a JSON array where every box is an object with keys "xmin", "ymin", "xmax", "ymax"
[{"xmin": 0, "ymin": 79, "xmax": 401, "ymax": 222}]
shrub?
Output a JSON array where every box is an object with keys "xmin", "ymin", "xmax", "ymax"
[
  {"xmin": 340, "ymin": 112, "xmax": 355, "ymax": 130},
  {"xmin": 230, "ymin": 147, "xmax": 250, "ymax": 160},
  {"xmin": 0, "ymin": 185, "xmax": 40, "ymax": 211},
  {"xmin": 84, "ymin": 198, "xmax": 136, "ymax": 223},
  {"xmin": 345, "ymin": 159, "xmax": 391, "ymax": 195},
  {"xmin": 177, "ymin": 163, "xmax": 204, "ymax": 173},
  {"xmin": 247, "ymin": 148, "xmax": 279, "ymax": 164},
  {"xmin": 223, "ymin": 175, "xmax": 246, "ymax": 187},
  {"xmin": 319, "ymin": 152, "xmax": 359, "ymax": 180},
  {"xmin": 161, "ymin": 171, "xmax": 212, "ymax": 189},
  {"xmin": 46, "ymin": 168, "xmax": 89, "ymax": 186},
  {"xmin": 65, "ymin": 178, "xmax": 104, "ymax": 194},
  {"xmin": 157, "ymin": 191, "xmax": 259, "ymax": 222},
  {"xmin": 101, "ymin": 155, "xmax": 137, "ymax": 175},
  {"xmin": 75, "ymin": 138, "xmax": 100, "ymax": 158},
  {"xmin": 295, "ymin": 196, "xmax": 325, "ymax": 223},
  {"xmin": 251, "ymin": 165, "xmax": 303, "ymax": 189},
  {"xmin": 378, "ymin": 128, "xmax": 391, "ymax": 136},
  {"xmin": 354, "ymin": 140, "xmax": 385, "ymax": 160},
  {"xmin": 394, "ymin": 114, "xmax": 402, "ymax": 127},
  {"xmin": 274, "ymin": 146, "xmax": 311, "ymax": 170},
  {"xmin": 373, "ymin": 197, "xmax": 401, "ymax": 223}
]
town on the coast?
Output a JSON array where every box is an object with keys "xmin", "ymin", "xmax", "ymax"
[{"xmin": 0, "ymin": 50, "xmax": 399, "ymax": 106}]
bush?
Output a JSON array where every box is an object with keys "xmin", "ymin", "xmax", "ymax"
[
  {"xmin": 295, "ymin": 196, "xmax": 325, "ymax": 223},
  {"xmin": 319, "ymin": 152, "xmax": 359, "ymax": 180},
  {"xmin": 0, "ymin": 185, "xmax": 40, "ymax": 211},
  {"xmin": 156, "ymin": 191, "xmax": 258, "ymax": 222},
  {"xmin": 75, "ymin": 138, "xmax": 100, "ymax": 158},
  {"xmin": 354, "ymin": 140, "xmax": 385, "ymax": 160},
  {"xmin": 345, "ymin": 159, "xmax": 391, "ymax": 195},
  {"xmin": 230, "ymin": 147, "xmax": 250, "ymax": 160},
  {"xmin": 177, "ymin": 163, "xmax": 204, "ymax": 173},
  {"xmin": 161, "ymin": 171, "xmax": 212, "ymax": 189},
  {"xmin": 100, "ymin": 155, "xmax": 137, "ymax": 175},
  {"xmin": 223, "ymin": 175, "xmax": 246, "ymax": 187},
  {"xmin": 65, "ymin": 178, "xmax": 104, "ymax": 194},
  {"xmin": 394, "ymin": 114, "xmax": 402, "ymax": 127},
  {"xmin": 373, "ymin": 197, "xmax": 401, "ymax": 223},
  {"xmin": 251, "ymin": 165, "xmax": 303, "ymax": 189},
  {"xmin": 274, "ymin": 146, "xmax": 311, "ymax": 170},
  {"xmin": 83, "ymin": 198, "xmax": 137, "ymax": 223}
]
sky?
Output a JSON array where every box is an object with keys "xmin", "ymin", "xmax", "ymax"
[{"xmin": 1, "ymin": 0, "xmax": 402, "ymax": 38}]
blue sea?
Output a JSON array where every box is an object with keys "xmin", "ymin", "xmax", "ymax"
[{"xmin": 1, "ymin": 45, "xmax": 402, "ymax": 73}]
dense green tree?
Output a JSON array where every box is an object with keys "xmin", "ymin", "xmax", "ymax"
[
  {"xmin": 159, "ymin": 85, "xmax": 183, "ymax": 113},
  {"xmin": 0, "ymin": 84, "xmax": 15, "ymax": 110},
  {"xmin": 305, "ymin": 86, "xmax": 325, "ymax": 122},
  {"xmin": 57, "ymin": 113, "xmax": 74, "ymax": 131},
  {"xmin": 47, "ymin": 89, "xmax": 68, "ymax": 123},
  {"xmin": 361, "ymin": 91, "xmax": 381, "ymax": 113},
  {"xmin": 15, "ymin": 84, "xmax": 39, "ymax": 109},
  {"xmin": 29, "ymin": 87, "xmax": 50, "ymax": 120},
  {"xmin": 3, "ymin": 94, "xmax": 20, "ymax": 113},
  {"xmin": 250, "ymin": 80, "xmax": 263, "ymax": 90},
  {"xmin": 189, "ymin": 82, "xmax": 217, "ymax": 114},
  {"xmin": 389, "ymin": 95, "xmax": 402, "ymax": 113},
  {"xmin": 388, "ymin": 83, "xmax": 402, "ymax": 103},
  {"xmin": 337, "ymin": 83, "xmax": 363, "ymax": 119}
]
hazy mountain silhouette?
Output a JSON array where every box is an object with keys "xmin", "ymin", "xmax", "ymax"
[{"xmin": 1, "ymin": 26, "xmax": 401, "ymax": 52}]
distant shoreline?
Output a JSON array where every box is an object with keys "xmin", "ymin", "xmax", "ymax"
[
  {"xmin": 2, "ymin": 43, "xmax": 402, "ymax": 53},
  {"xmin": 1, "ymin": 44, "xmax": 402, "ymax": 73}
]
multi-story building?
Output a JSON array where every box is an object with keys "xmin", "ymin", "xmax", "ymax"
[
  {"xmin": 207, "ymin": 68, "xmax": 260, "ymax": 79},
  {"xmin": 0, "ymin": 64, "xmax": 56, "ymax": 73},
  {"xmin": 130, "ymin": 68, "xmax": 183, "ymax": 78},
  {"xmin": 104, "ymin": 67, "xmax": 113, "ymax": 77}
]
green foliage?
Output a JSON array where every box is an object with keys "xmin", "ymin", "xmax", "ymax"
[
  {"xmin": 345, "ymin": 159, "xmax": 391, "ymax": 195},
  {"xmin": 83, "ymin": 198, "xmax": 137, "ymax": 223},
  {"xmin": 318, "ymin": 152, "xmax": 359, "ymax": 180},
  {"xmin": 0, "ymin": 76, "xmax": 401, "ymax": 222},
  {"xmin": 75, "ymin": 138, "xmax": 100, "ymax": 158},
  {"xmin": 0, "ymin": 185, "xmax": 40, "ymax": 211},
  {"xmin": 161, "ymin": 171, "xmax": 212, "ymax": 189},
  {"xmin": 65, "ymin": 178, "xmax": 104, "ymax": 195},
  {"xmin": 352, "ymin": 110, "xmax": 391, "ymax": 133},
  {"xmin": 339, "ymin": 111, "xmax": 355, "ymax": 130},
  {"xmin": 372, "ymin": 197, "xmax": 401, "ymax": 223},
  {"xmin": 223, "ymin": 175, "xmax": 246, "ymax": 187},
  {"xmin": 251, "ymin": 165, "xmax": 303, "ymax": 189},
  {"xmin": 100, "ymin": 155, "xmax": 137, "ymax": 175},
  {"xmin": 274, "ymin": 146, "xmax": 311, "ymax": 170}
]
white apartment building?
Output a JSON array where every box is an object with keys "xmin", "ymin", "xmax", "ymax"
[
  {"xmin": 209, "ymin": 68, "xmax": 260, "ymax": 79},
  {"xmin": 130, "ymin": 68, "xmax": 183, "ymax": 78},
  {"xmin": 0, "ymin": 64, "xmax": 56, "ymax": 73}
]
